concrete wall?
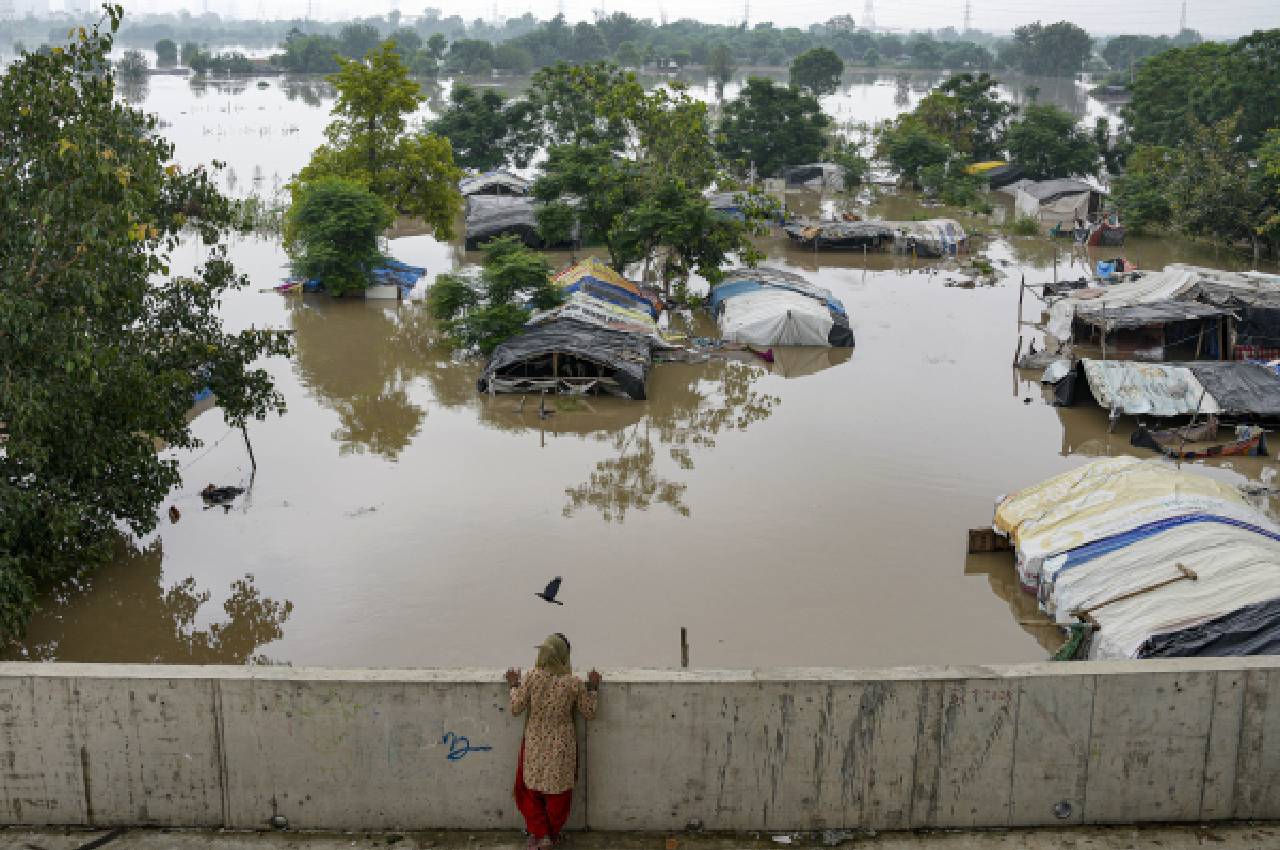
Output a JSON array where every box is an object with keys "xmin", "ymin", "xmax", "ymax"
[{"xmin": 2, "ymin": 660, "xmax": 1279, "ymax": 831}]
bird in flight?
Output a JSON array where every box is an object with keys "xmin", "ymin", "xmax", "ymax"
[{"xmin": 536, "ymin": 576, "xmax": 564, "ymax": 605}]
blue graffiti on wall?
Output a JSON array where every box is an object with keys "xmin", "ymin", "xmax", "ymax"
[{"xmin": 442, "ymin": 731, "xmax": 492, "ymax": 761}]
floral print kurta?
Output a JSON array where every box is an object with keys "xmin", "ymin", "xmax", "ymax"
[{"xmin": 511, "ymin": 669, "xmax": 597, "ymax": 793}]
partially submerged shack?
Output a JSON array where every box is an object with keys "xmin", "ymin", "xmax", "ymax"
[
  {"xmin": 709, "ymin": 267, "xmax": 854, "ymax": 347},
  {"xmin": 783, "ymin": 163, "xmax": 844, "ymax": 192},
  {"xmin": 992, "ymin": 457, "xmax": 1280, "ymax": 659},
  {"xmin": 1002, "ymin": 178, "xmax": 1103, "ymax": 229},
  {"xmin": 1050, "ymin": 359, "xmax": 1280, "ymax": 420},
  {"xmin": 459, "ymin": 170, "xmax": 530, "ymax": 197},
  {"xmin": 782, "ymin": 218, "xmax": 966, "ymax": 257},
  {"xmin": 464, "ymin": 196, "xmax": 578, "ymax": 250}
]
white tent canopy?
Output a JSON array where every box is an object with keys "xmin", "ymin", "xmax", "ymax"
[{"xmin": 718, "ymin": 290, "xmax": 834, "ymax": 346}]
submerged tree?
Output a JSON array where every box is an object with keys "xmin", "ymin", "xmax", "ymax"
[
  {"xmin": 707, "ymin": 42, "xmax": 735, "ymax": 98},
  {"xmin": 427, "ymin": 235, "xmax": 564, "ymax": 354},
  {"xmin": 716, "ymin": 77, "xmax": 830, "ymax": 179},
  {"xmin": 284, "ymin": 176, "xmax": 392, "ymax": 296},
  {"xmin": 789, "ymin": 47, "xmax": 843, "ymax": 97},
  {"xmin": 0, "ymin": 7, "xmax": 290, "ymax": 639},
  {"xmin": 296, "ymin": 40, "xmax": 462, "ymax": 237}
]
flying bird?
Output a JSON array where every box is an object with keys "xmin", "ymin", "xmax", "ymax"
[{"xmin": 536, "ymin": 576, "xmax": 564, "ymax": 605}]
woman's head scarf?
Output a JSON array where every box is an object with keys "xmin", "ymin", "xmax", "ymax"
[{"xmin": 535, "ymin": 633, "xmax": 572, "ymax": 675}]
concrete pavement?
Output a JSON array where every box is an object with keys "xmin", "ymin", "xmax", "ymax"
[{"xmin": 2, "ymin": 826, "xmax": 1276, "ymax": 850}]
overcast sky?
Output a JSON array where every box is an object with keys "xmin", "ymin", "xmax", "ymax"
[{"xmin": 122, "ymin": 0, "xmax": 1279, "ymax": 38}]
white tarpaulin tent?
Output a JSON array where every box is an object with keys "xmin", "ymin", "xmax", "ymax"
[
  {"xmin": 1080, "ymin": 360, "xmax": 1223, "ymax": 417},
  {"xmin": 718, "ymin": 289, "xmax": 834, "ymax": 346}
]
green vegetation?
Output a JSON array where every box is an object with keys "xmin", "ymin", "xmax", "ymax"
[
  {"xmin": 154, "ymin": 37, "xmax": 177, "ymax": 66},
  {"xmin": 998, "ymin": 21, "xmax": 1092, "ymax": 76},
  {"xmin": 116, "ymin": 48, "xmax": 148, "ymax": 81},
  {"xmin": 283, "ymin": 177, "xmax": 392, "ymax": 296},
  {"xmin": 428, "ymin": 235, "xmax": 564, "ymax": 354},
  {"xmin": 0, "ymin": 7, "xmax": 289, "ymax": 639},
  {"xmin": 716, "ymin": 77, "xmax": 830, "ymax": 179},
  {"xmin": 877, "ymin": 116, "xmax": 951, "ymax": 187},
  {"xmin": 707, "ymin": 42, "xmax": 734, "ymax": 97},
  {"xmin": 789, "ymin": 47, "xmax": 843, "ymax": 97},
  {"xmin": 1007, "ymin": 215, "xmax": 1042, "ymax": 236},
  {"xmin": 525, "ymin": 64, "xmax": 772, "ymax": 288},
  {"xmin": 295, "ymin": 40, "xmax": 462, "ymax": 237},
  {"xmin": 1114, "ymin": 30, "xmax": 1280, "ymax": 257},
  {"xmin": 1005, "ymin": 104, "xmax": 1098, "ymax": 179},
  {"xmin": 429, "ymin": 83, "xmax": 535, "ymax": 172}
]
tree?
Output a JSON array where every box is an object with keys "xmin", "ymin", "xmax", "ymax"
[
  {"xmin": 1001, "ymin": 21, "xmax": 1092, "ymax": 76},
  {"xmin": 427, "ymin": 235, "xmax": 563, "ymax": 354},
  {"xmin": 716, "ymin": 77, "xmax": 830, "ymax": 178},
  {"xmin": 426, "ymin": 33, "xmax": 448, "ymax": 60},
  {"xmin": 154, "ymin": 38, "xmax": 177, "ymax": 67},
  {"xmin": 284, "ymin": 177, "xmax": 392, "ymax": 296},
  {"xmin": 875, "ymin": 116, "xmax": 952, "ymax": 187},
  {"xmin": 615, "ymin": 41, "xmax": 642, "ymax": 68},
  {"xmin": 445, "ymin": 38, "xmax": 494, "ymax": 74},
  {"xmin": 275, "ymin": 30, "xmax": 342, "ymax": 74},
  {"xmin": 707, "ymin": 42, "xmax": 735, "ymax": 97},
  {"xmin": 0, "ymin": 8, "xmax": 288, "ymax": 638},
  {"xmin": 788, "ymin": 47, "xmax": 842, "ymax": 96},
  {"xmin": 1102, "ymin": 34, "xmax": 1171, "ymax": 71},
  {"xmin": 116, "ymin": 48, "xmax": 148, "ymax": 81},
  {"xmin": 430, "ymin": 83, "xmax": 528, "ymax": 171},
  {"xmin": 913, "ymin": 72, "xmax": 1014, "ymax": 160},
  {"xmin": 1004, "ymin": 104, "xmax": 1098, "ymax": 179},
  {"xmin": 338, "ymin": 23, "xmax": 381, "ymax": 59},
  {"xmin": 297, "ymin": 40, "xmax": 462, "ymax": 237},
  {"xmin": 180, "ymin": 41, "xmax": 199, "ymax": 66}
]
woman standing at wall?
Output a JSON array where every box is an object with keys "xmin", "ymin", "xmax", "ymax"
[{"xmin": 506, "ymin": 634, "xmax": 601, "ymax": 849}]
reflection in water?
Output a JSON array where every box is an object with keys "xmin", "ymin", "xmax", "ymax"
[
  {"xmin": 964, "ymin": 552, "xmax": 1062, "ymax": 655},
  {"xmin": 289, "ymin": 298, "xmax": 444, "ymax": 459},
  {"xmin": 564, "ymin": 360, "xmax": 783, "ymax": 521},
  {"xmin": 118, "ymin": 79, "xmax": 149, "ymax": 105},
  {"xmin": 280, "ymin": 78, "xmax": 332, "ymax": 107},
  {"xmin": 6, "ymin": 539, "xmax": 293, "ymax": 663}
]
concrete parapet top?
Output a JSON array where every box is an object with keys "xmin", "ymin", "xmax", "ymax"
[{"xmin": 3, "ymin": 657, "xmax": 1280, "ymax": 681}]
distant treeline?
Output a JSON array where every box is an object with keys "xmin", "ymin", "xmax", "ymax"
[{"xmin": 5, "ymin": 9, "xmax": 1204, "ymax": 80}]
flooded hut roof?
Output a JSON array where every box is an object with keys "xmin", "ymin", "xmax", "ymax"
[
  {"xmin": 1077, "ymin": 359, "xmax": 1280, "ymax": 418},
  {"xmin": 1047, "ymin": 267, "xmax": 1202, "ymax": 341},
  {"xmin": 1001, "ymin": 178, "xmax": 1099, "ymax": 201},
  {"xmin": 993, "ymin": 457, "xmax": 1280, "ymax": 660},
  {"xmin": 478, "ymin": 318, "xmax": 657, "ymax": 401},
  {"xmin": 711, "ymin": 267, "xmax": 854, "ymax": 347},
  {"xmin": 459, "ymin": 170, "xmax": 530, "ymax": 196},
  {"xmin": 1072, "ymin": 301, "xmax": 1233, "ymax": 332}
]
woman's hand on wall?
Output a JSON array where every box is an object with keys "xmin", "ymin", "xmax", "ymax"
[{"xmin": 587, "ymin": 670, "xmax": 602, "ymax": 691}]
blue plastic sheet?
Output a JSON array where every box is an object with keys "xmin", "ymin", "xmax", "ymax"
[{"xmin": 1054, "ymin": 513, "xmax": 1280, "ymax": 576}]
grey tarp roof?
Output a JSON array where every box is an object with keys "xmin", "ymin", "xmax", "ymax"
[
  {"xmin": 1000, "ymin": 178, "xmax": 1099, "ymax": 201},
  {"xmin": 478, "ymin": 318, "xmax": 655, "ymax": 400},
  {"xmin": 1074, "ymin": 301, "xmax": 1234, "ymax": 331},
  {"xmin": 465, "ymin": 195, "xmax": 538, "ymax": 245},
  {"xmin": 459, "ymin": 171, "xmax": 530, "ymax": 196},
  {"xmin": 1184, "ymin": 362, "xmax": 1280, "ymax": 418}
]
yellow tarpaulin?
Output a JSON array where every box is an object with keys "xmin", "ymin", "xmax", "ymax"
[{"xmin": 965, "ymin": 160, "xmax": 1007, "ymax": 175}]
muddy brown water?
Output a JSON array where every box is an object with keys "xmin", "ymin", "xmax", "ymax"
[{"xmin": 6, "ymin": 74, "xmax": 1276, "ymax": 668}]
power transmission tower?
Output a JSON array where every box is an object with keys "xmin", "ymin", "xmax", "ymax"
[
  {"xmin": 1179, "ymin": 0, "xmax": 1187, "ymax": 31},
  {"xmin": 862, "ymin": 0, "xmax": 875, "ymax": 32},
  {"xmin": 556, "ymin": 0, "xmax": 564, "ymax": 17},
  {"xmin": 963, "ymin": 0, "xmax": 971, "ymax": 32},
  {"xmin": 658, "ymin": 2, "xmax": 667, "ymax": 25}
]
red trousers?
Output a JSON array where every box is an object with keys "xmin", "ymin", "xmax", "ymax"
[{"xmin": 514, "ymin": 739, "xmax": 573, "ymax": 839}]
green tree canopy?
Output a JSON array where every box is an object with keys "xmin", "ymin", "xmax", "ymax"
[
  {"xmin": 1004, "ymin": 104, "xmax": 1098, "ymax": 179},
  {"xmin": 180, "ymin": 41, "xmax": 199, "ymax": 66},
  {"xmin": 875, "ymin": 116, "xmax": 952, "ymax": 187},
  {"xmin": 0, "ymin": 8, "xmax": 289, "ymax": 638},
  {"xmin": 154, "ymin": 38, "xmax": 177, "ymax": 67},
  {"xmin": 1001, "ymin": 20, "xmax": 1092, "ymax": 76},
  {"xmin": 715, "ymin": 77, "xmax": 830, "ymax": 179},
  {"xmin": 117, "ymin": 48, "xmax": 148, "ymax": 81},
  {"xmin": 284, "ymin": 177, "xmax": 392, "ymax": 296},
  {"xmin": 296, "ymin": 40, "xmax": 461, "ymax": 237},
  {"xmin": 913, "ymin": 72, "xmax": 1014, "ymax": 161},
  {"xmin": 707, "ymin": 42, "xmax": 735, "ymax": 96},
  {"xmin": 430, "ymin": 83, "xmax": 532, "ymax": 171},
  {"xmin": 788, "ymin": 47, "xmax": 843, "ymax": 96}
]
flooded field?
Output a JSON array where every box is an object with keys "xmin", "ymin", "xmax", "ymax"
[{"xmin": 6, "ymin": 72, "xmax": 1275, "ymax": 669}]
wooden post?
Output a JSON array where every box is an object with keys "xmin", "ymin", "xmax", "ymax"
[
  {"xmin": 241, "ymin": 424, "xmax": 257, "ymax": 472},
  {"xmin": 1013, "ymin": 335, "xmax": 1023, "ymax": 367},
  {"xmin": 680, "ymin": 627, "xmax": 689, "ymax": 669}
]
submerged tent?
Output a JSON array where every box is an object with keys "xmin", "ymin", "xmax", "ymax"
[
  {"xmin": 783, "ymin": 163, "xmax": 845, "ymax": 191},
  {"xmin": 1067, "ymin": 359, "xmax": 1280, "ymax": 418},
  {"xmin": 892, "ymin": 219, "xmax": 967, "ymax": 258},
  {"xmin": 459, "ymin": 170, "xmax": 530, "ymax": 197},
  {"xmin": 553, "ymin": 258, "xmax": 663, "ymax": 318},
  {"xmin": 477, "ymin": 318, "xmax": 657, "ymax": 400},
  {"xmin": 710, "ymin": 267, "xmax": 854, "ymax": 347},
  {"xmin": 783, "ymin": 220, "xmax": 895, "ymax": 251},
  {"xmin": 992, "ymin": 457, "xmax": 1280, "ymax": 660},
  {"xmin": 464, "ymin": 196, "xmax": 579, "ymax": 249}
]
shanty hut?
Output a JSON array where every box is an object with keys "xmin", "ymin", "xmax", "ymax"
[
  {"xmin": 783, "ymin": 163, "xmax": 845, "ymax": 191},
  {"xmin": 1002, "ymin": 178, "xmax": 1104, "ymax": 231},
  {"xmin": 709, "ymin": 267, "xmax": 854, "ymax": 347},
  {"xmin": 459, "ymin": 170, "xmax": 530, "ymax": 197},
  {"xmin": 477, "ymin": 319, "xmax": 658, "ymax": 400},
  {"xmin": 464, "ymin": 196, "xmax": 578, "ymax": 250}
]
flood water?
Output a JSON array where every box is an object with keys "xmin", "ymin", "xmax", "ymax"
[{"xmin": 7, "ymin": 72, "xmax": 1276, "ymax": 669}]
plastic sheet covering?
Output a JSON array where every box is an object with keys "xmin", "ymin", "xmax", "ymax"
[
  {"xmin": 464, "ymin": 195, "xmax": 540, "ymax": 246},
  {"xmin": 993, "ymin": 457, "xmax": 1251, "ymax": 589},
  {"xmin": 1040, "ymin": 359, "xmax": 1072, "ymax": 384},
  {"xmin": 1185, "ymin": 361, "xmax": 1280, "ymax": 418},
  {"xmin": 1051, "ymin": 522, "xmax": 1280, "ymax": 659},
  {"xmin": 719, "ymin": 289, "xmax": 834, "ymax": 346},
  {"xmin": 892, "ymin": 219, "xmax": 967, "ymax": 257},
  {"xmin": 553, "ymin": 258, "xmax": 663, "ymax": 317},
  {"xmin": 783, "ymin": 220, "xmax": 895, "ymax": 248},
  {"xmin": 784, "ymin": 163, "xmax": 844, "ymax": 191},
  {"xmin": 1138, "ymin": 597, "xmax": 1280, "ymax": 658},
  {"xmin": 1073, "ymin": 301, "xmax": 1232, "ymax": 332},
  {"xmin": 459, "ymin": 170, "xmax": 530, "ymax": 196},
  {"xmin": 1081, "ymin": 360, "xmax": 1222, "ymax": 417},
  {"xmin": 1047, "ymin": 267, "xmax": 1200, "ymax": 342},
  {"xmin": 528, "ymin": 291, "xmax": 667, "ymax": 343},
  {"xmin": 478, "ymin": 318, "xmax": 656, "ymax": 400},
  {"xmin": 715, "ymin": 267, "xmax": 848, "ymax": 317}
]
